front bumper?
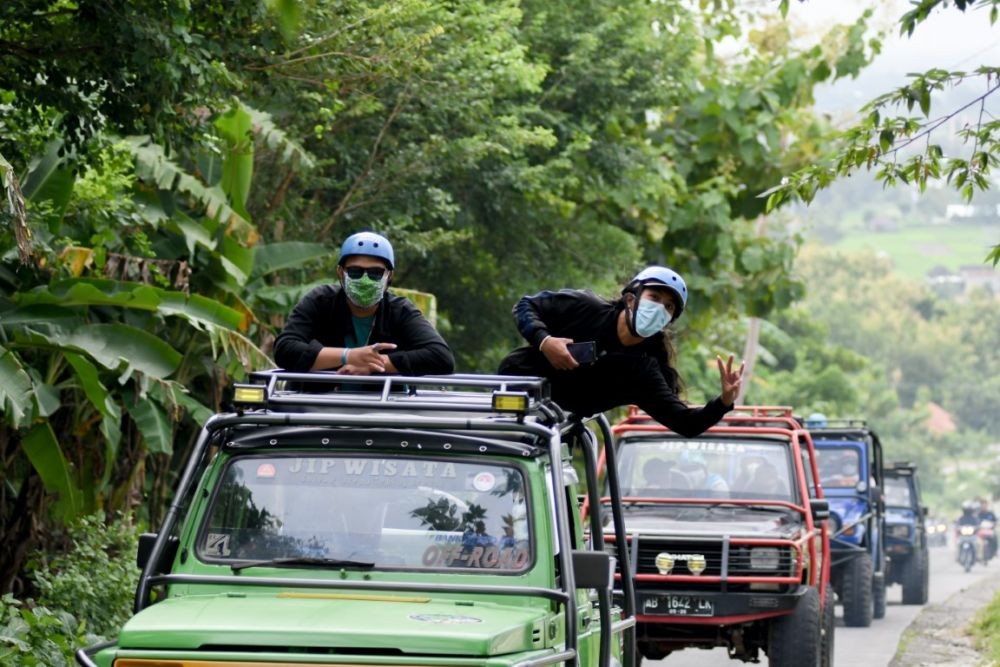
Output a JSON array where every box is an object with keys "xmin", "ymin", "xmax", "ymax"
[{"xmin": 627, "ymin": 585, "xmax": 808, "ymax": 625}]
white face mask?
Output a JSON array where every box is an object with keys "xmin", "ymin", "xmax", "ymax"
[{"xmin": 634, "ymin": 298, "xmax": 671, "ymax": 337}]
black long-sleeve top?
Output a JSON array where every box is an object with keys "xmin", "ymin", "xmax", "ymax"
[
  {"xmin": 273, "ymin": 284, "xmax": 455, "ymax": 375},
  {"xmin": 498, "ymin": 289, "xmax": 731, "ymax": 437}
]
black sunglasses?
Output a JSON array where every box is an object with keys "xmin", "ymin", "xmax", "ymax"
[{"xmin": 344, "ymin": 266, "xmax": 387, "ymax": 280}]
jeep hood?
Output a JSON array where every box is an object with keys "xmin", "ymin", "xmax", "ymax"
[
  {"xmin": 119, "ymin": 593, "xmax": 546, "ymax": 656},
  {"xmin": 617, "ymin": 505, "xmax": 801, "ymax": 539}
]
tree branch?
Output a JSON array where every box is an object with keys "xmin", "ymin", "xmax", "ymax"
[
  {"xmin": 879, "ymin": 81, "xmax": 1000, "ymax": 159},
  {"xmin": 320, "ymin": 92, "xmax": 408, "ymax": 237}
]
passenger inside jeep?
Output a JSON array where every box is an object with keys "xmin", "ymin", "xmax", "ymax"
[
  {"xmin": 817, "ymin": 448, "xmax": 861, "ymax": 488},
  {"xmin": 641, "ymin": 458, "xmax": 690, "ymax": 492}
]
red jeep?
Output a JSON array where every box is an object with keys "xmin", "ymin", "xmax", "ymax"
[{"xmin": 593, "ymin": 406, "xmax": 833, "ymax": 666}]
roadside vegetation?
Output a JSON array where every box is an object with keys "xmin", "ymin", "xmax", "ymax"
[{"xmin": 971, "ymin": 588, "xmax": 1000, "ymax": 664}]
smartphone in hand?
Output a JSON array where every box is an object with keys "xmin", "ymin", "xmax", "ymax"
[{"xmin": 566, "ymin": 341, "xmax": 597, "ymax": 365}]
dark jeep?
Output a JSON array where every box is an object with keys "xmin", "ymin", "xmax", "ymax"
[
  {"xmin": 883, "ymin": 462, "xmax": 930, "ymax": 604},
  {"xmin": 593, "ymin": 406, "xmax": 833, "ymax": 666},
  {"xmin": 808, "ymin": 417, "xmax": 888, "ymax": 627}
]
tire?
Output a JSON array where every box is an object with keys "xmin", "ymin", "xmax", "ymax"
[
  {"xmin": 841, "ymin": 552, "xmax": 874, "ymax": 627},
  {"xmin": 960, "ymin": 544, "xmax": 976, "ymax": 573},
  {"xmin": 902, "ymin": 548, "xmax": 930, "ymax": 604},
  {"xmin": 769, "ymin": 586, "xmax": 821, "ymax": 667},
  {"xmin": 821, "ymin": 584, "xmax": 835, "ymax": 667},
  {"xmin": 872, "ymin": 569, "xmax": 887, "ymax": 620},
  {"xmin": 637, "ymin": 641, "xmax": 666, "ymax": 663}
]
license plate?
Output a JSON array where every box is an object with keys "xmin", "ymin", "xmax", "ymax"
[{"xmin": 643, "ymin": 594, "xmax": 714, "ymax": 616}]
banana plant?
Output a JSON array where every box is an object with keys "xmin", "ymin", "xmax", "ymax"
[{"xmin": 0, "ymin": 100, "xmax": 316, "ymax": 534}]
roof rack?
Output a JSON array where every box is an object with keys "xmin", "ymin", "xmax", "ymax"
[
  {"xmin": 240, "ymin": 370, "xmax": 557, "ymax": 418},
  {"xmin": 806, "ymin": 418, "xmax": 869, "ymax": 430},
  {"xmin": 727, "ymin": 405, "xmax": 795, "ymax": 418},
  {"xmin": 624, "ymin": 405, "xmax": 801, "ymax": 430}
]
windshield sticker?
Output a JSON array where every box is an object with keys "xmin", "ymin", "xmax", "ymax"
[
  {"xmin": 287, "ymin": 458, "xmax": 457, "ymax": 480},
  {"xmin": 646, "ymin": 440, "xmax": 754, "ymax": 454},
  {"xmin": 205, "ymin": 533, "xmax": 232, "ymax": 557},
  {"xmin": 422, "ymin": 544, "xmax": 530, "ymax": 569},
  {"xmin": 256, "ymin": 463, "xmax": 276, "ymax": 478},
  {"xmin": 409, "ymin": 614, "xmax": 483, "ymax": 624},
  {"xmin": 472, "ymin": 471, "xmax": 496, "ymax": 492}
]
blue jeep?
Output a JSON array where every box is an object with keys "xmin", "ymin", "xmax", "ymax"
[
  {"xmin": 883, "ymin": 462, "xmax": 930, "ymax": 604},
  {"xmin": 807, "ymin": 416, "xmax": 887, "ymax": 628}
]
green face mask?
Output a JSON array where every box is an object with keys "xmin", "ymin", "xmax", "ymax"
[{"xmin": 344, "ymin": 273, "xmax": 386, "ymax": 308}]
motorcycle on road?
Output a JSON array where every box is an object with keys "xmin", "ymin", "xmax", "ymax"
[{"xmin": 957, "ymin": 524, "xmax": 977, "ymax": 572}]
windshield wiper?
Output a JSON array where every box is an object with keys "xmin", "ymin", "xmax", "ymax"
[
  {"xmin": 709, "ymin": 502, "xmax": 793, "ymax": 513},
  {"xmin": 231, "ymin": 556, "xmax": 375, "ymax": 572}
]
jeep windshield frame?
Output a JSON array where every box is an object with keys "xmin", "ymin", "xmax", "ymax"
[{"xmin": 127, "ymin": 372, "xmax": 638, "ymax": 667}]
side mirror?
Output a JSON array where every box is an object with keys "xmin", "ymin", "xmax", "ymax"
[
  {"xmin": 137, "ymin": 533, "xmax": 180, "ymax": 573},
  {"xmin": 810, "ymin": 499, "xmax": 830, "ymax": 522},
  {"xmin": 922, "ymin": 506, "xmax": 929, "ymax": 517},
  {"xmin": 573, "ymin": 550, "xmax": 613, "ymax": 590}
]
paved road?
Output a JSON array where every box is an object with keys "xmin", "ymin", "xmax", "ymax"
[{"xmin": 647, "ymin": 544, "xmax": 994, "ymax": 667}]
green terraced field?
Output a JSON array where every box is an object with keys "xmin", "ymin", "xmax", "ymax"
[{"xmin": 829, "ymin": 223, "xmax": 999, "ymax": 280}]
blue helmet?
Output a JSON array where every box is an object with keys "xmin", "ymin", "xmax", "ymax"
[
  {"xmin": 805, "ymin": 413, "xmax": 828, "ymax": 429},
  {"xmin": 678, "ymin": 449, "xmax": 706, "ymax": 469},
  {"xmin": 338, "ymin": 231, "xmax": 395, "ymax": 269},
  {"xmin": 626, "ymin": 266, "xmax": 688, "ymax": 316}
]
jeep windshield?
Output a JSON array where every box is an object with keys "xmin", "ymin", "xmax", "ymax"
[
  {"xmin": 616, "ymin": 437, "xmax": 795, "ymax": 502},
  {"xmin": 884, "ymin": 475, "xmax": 913, "ymax": 507},
  {"xmin": 198, "ymin": 454, "xmax": 532, "ymax": 572},
  {"xmin": 815, "ymin": 445, "xmax": 862, "ymax": 489}
]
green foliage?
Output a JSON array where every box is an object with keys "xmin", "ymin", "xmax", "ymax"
[
  {"xmin": 746, "ymin": 246, "xmax": 1000, "ymax": 511},
  {"xmin": 0, "ymin": 594, "xmax": 90, "ymax": 667},
  {"xmin": 771, "ymin": 0, "xmax": 1000, "ymax": 265},
  {"xmin": 0, "ymin": 0, "xmax": 279, "ymax": 161},
  {"xmin": 30, "ymin": 513, "xmax": 140, "ymax": 639},
  {"xmin": 971, "ymin": 583, "xmax": 1000, "ymax": 662}
]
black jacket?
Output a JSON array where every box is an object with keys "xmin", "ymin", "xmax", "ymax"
[
  {"xmin": 498, "ymin": 289, "xmax": 731, "ymax": 437},
  {"xmin": 273, "ymin": 284, "xmax": 455, "ymax": 375}
]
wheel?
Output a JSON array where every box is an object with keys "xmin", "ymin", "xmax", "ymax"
[
  {"xmin": 637, "ymin": 641, "xmax": 667, "ymax": 663},
  {"xmin": 841, "ymin": 552, "xmax": 874, "ymax": 627},
  {"xmin": 768, "ymin": 586, "xmax": 821, "ymax": 667},
  {"xmin": 821, "ymin": 584, "xmax": 835, "ymax": 667},
  {"xmin": 902, "ymin": 548, "xmax": 930, "ymax": 604},
  {"xmin": 960, "ymin": 545, "xmax": 976, "ymax": 573},
  {"xmin": 872, "ymin": 568, "xmax": 887, "ymax": 620}
]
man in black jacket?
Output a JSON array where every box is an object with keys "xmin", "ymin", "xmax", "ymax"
[
  {"xmin": 273, "ymin": 231, "xmax": 454, "ymax": 375},
  {"xmin": 498, "ymin": 266, "xmax": 742, "ymax": 437}
]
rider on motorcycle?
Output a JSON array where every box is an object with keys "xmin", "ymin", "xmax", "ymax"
[
  {"xmin": 977, "ymin": 498, "xmax": 998, "ymax": 561},
  {"xmin": 978, "ymin": 498, "xmax": 998, "ymax": 523},
  {"xmin": 957, "ymin": 501, "xmax": 981, "ymax": 570},
  {"xmin": 958, "ymin": 501, "xmax": 980, "ymax": 527}
]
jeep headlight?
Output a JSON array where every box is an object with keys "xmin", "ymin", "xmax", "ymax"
[
  {"xmin": 655, "ymin": 553, "xmax": 676, "ymax": 575},
  {"xmin": 749, "ymin": 547, "xmax": 781, "ymax": 571},
  {"xmin": 889, "ymin": 525, "xmax": 909, "ymax": 538},
  {"xmin": 926, "ymin": 524, "xmax": 937, "ymax": 534}
]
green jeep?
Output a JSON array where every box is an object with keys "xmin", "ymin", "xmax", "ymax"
[{"xmin": 77, "ymin": 372, "xmax": 637, "ymax": 667}]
